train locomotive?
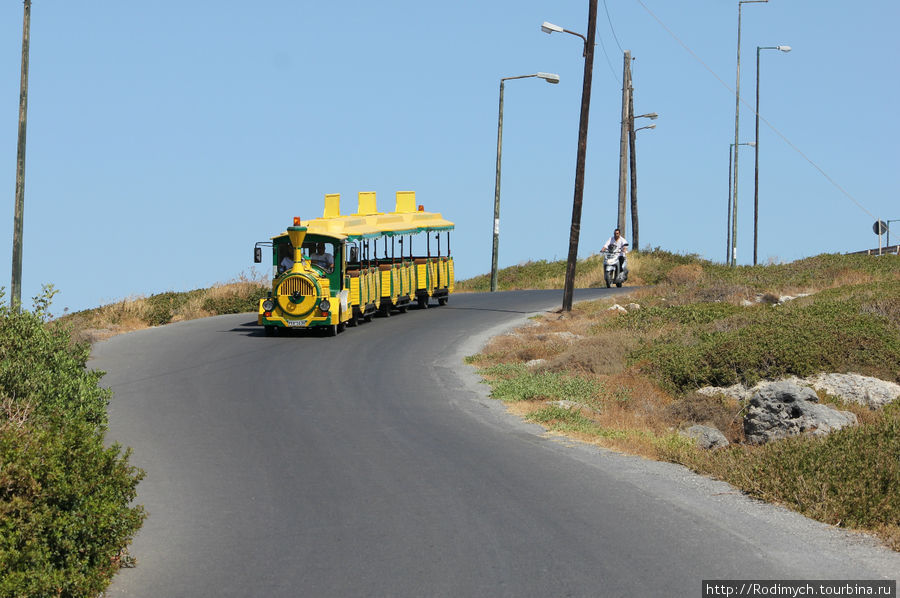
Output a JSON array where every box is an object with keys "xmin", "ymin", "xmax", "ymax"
[{"xmin": 253, "ymin": 191, "xmax": 454, "ymax": 336}]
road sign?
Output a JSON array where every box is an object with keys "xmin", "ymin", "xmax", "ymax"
[{"xmin": 873, "ymin": 220, "xmax": 888, "ymax": 235}]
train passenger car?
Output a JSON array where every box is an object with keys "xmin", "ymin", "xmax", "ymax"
[{"xmin": 253, "ymin": 191, "xmax": 454, "ymax": 336}]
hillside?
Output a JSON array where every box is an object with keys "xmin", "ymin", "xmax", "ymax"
[{"xmin": 463, "ymin": 249, "xmax": 900, "ymax": 549}]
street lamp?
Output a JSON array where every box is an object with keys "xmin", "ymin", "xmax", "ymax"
[
  {"xmin": 541, "ymin": 21, "xmax": 588, "ymax": 56},
  {"xmin": 753, "ymin": 44, "xmax": 791, "ymax": 265},
  {"xmin": 727, "ymin": 141, "xmax": 755, "ymax": 263},
  {"xmin": 731, "ymin": 0, "xmax": 769, "ymax": 267},
  {"xmin": 542, "ymin": 1, "xmax": 600, "ymax": 313},
  {"xmin": 629, "ymin": 113, "xmax": 657, "ymax": 251},
  {"xmin": 490, "ymin": 72, "xmax": 560, "ymax": 292}
]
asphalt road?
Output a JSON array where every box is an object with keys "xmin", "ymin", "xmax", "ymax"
[{"xmin": 93, "ymin": 289, "xmax": 900, "ymax": 597}]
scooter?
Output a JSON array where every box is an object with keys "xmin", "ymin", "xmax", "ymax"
[{"xmin": 603, "ymin": 246, "xmax": 628, "ymax": 288}]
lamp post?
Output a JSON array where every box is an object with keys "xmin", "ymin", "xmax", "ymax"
[
  {"xmin": 629, "ymin": 113, "xmax": 657, "ymax": 251},
  {"xmin": 726, "ymin": 141, "xmax": 756, "ymax": 263},
  {"xmin": 753, "ymin": 44, "xmax": 791, "ymax": 265},
  {"xmin": 731, "ymin": 0, "xmax": 769, "ymax": 267},
  {"xmin": 490, "ymin": 72, "xmax": 560, "ymax": 292},
  {"xmin": 542, "ymin": 0, "xmax": 599, "ymax": 313}
]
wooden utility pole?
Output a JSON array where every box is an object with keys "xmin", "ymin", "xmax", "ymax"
[
  {"xmin": 560, "ymin": 0, "xmax": 598, "ymax": 313},
  {"xmin": 627, "ymin": 72, "xmax": 638, "ymax": 251},
  {"xmin": 616, "ymin": 51, "xmax": 631, "ymax": 233},
  {"xmin": 11, "ymin": 0, "xmax": 31, "ymax": 310}
]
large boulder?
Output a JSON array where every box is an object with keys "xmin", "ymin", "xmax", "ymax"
[
  {"xmin": 807, "ymin": 373, "xmax": 900, "ymax": 410},
  {"xmin": 743, "ymin": 381, "xmax": 858, "ymax": 444}
]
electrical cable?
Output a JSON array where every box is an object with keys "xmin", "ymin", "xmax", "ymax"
[
  {"xmin": 596, "ymin": 28, "xmax": 622, "ymax": 84},
  {"xmin": 633, "ymin": 0, "xmax": 876, "ymax": 220},
  {"xmin": 603, "ymin": 0, "xmax": 626, "ymax": 54}
]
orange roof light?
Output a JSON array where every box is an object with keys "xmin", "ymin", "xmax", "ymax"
[
  {"xmin": 418, "ymin": 205, "xmax": 425, "ymax": 212},
  {"xmin": 293, "ymin": 217, "xmax": 301, "ymax": 226}
]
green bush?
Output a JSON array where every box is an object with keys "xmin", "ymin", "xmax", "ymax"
[
  {"xmin": 629, "ymin": 282, "xmax": 900, "ymax": 392},
  {"xmin": 0, "ymin": 287, "xmax": 145, "ymax": 596},
  {"xmin": 0, "ymin": 288, "xmax": 109, "ymax": 426},
  {"xmin": 144, "ymin": 290, "xmax": 202, "ymax": 326},
  {"xmin": 200, "ymin": 285, "xmax": 268, "ymax": 315},
  {"xmin": 0, "ymin": 417, "xmax": 145, "ymax": 597}
]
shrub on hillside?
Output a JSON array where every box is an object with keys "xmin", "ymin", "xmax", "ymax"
[
  {"xmin": 0, "ymin": 287, "xmax": 109, "ymax": 426},
  {"xmin": 144, "ymin": 290, "xmax": 203, "ymax": 326},
  {"xmin": 629, "ymin": 281, "xmax": 900, "ymax": 392},
  {"xmin": 0, "ymin": 287, "xmax": 145, "ymax": 596},
  {"xmin": 0, "ymin": 414, "xmax": 145, "ymax": 597},
  {"xmin": 200, "ymin": 283, "xmax": 268, "ymax": 315}
]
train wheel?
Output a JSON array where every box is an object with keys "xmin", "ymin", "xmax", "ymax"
[
  {"xmin": 327, "ymin": 324, "xmax": 338, "ymax": 336},
  {"xmin": 398, "ymin": 304, "xmax": 408, "ymax": 314},
  {"xmin": 417, "ymin": 296, "xmax": 429, "ymax": 309},
  {"xmin": 438, "ymin": 296, "xmax": 448, "ymax": 306},
  {"xmin": 348, "ymin": 310, "xmax": 359, "ymax": 327}
]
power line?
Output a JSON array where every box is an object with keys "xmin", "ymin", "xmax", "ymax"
[
  {"xmin": 596, "ymin": 28, "xmax": 621, "ymax": 84},
  {"xmin": 603, "ymin": 0, "xmax": 625, "ymax": 54},
  {"xmin": 633, "ymin": 0, "xmax": 876, "ymax": 221}
]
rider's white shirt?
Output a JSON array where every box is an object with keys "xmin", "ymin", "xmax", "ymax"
[{"xmin": 602, "ymin": 236, "xmax": 629, "ymax": 252}]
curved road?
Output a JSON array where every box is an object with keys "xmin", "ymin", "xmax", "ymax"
[{"xmin": 94, "ymin": 290, "xmax": 899, "ymax": 597}]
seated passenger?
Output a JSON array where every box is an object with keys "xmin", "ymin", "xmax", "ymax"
[{"xmin": 279, "ymin": 253, "xmax": 294, "ymax": 273}]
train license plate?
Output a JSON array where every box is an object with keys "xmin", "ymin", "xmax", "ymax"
[{"xmin": 286, "ymin": 319, "xmax": 307, "ymax": 327}]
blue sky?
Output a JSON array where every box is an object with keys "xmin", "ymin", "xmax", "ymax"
[{"xmin": 2, "ymin": 0, "xmax": 898, "ymax": 313}]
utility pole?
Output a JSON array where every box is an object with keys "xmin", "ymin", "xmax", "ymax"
[
  {"xmin": 627, "ymin": 68, "xmax": 638, "ymax": 251},
  {"xmin": 11, "ymin": 0, "xmax": 32, "ymax": 310},
  {"xmin": 732, "ymin": 0, "xmax": 769, "ymax": 267},
  {"xmin": 616, "ymin": 51, "xmax": 631, "ymax": 232},
  {"xmin": 560, "ymin": 0, "xmax": 598, "ymax": 313}
]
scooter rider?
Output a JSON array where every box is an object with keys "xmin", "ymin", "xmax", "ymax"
[{"xmin": 601, "ymin": 228, "xmax": 629, "ymax": 272}]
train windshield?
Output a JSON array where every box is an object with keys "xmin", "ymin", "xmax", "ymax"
[{"xmin": 302, "ymin": 240, "xmax": 335, "ymax": 274}]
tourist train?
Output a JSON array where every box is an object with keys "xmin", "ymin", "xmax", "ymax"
[{"xmin": 254, "ymin": 191, "xmax": 454, "ymax": 335}]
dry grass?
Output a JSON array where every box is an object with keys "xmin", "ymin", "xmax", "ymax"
[
  {"xmin": 466, "ymin": 254, "xmax": 900, "ymax": 549},
  {"xmin": 60, "ymin": 272, "xmax": 268, "ymax": 344},
  {"xmin": 474, "ymin": 302, "xmax": 684, "ymax": 460}
]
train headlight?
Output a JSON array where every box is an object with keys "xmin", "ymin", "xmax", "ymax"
[
  {"xmin": 319, "ymin": 298, "xmax": 331, "ymax": 313},
  {"xmin": 262, "ymin": 299, "xmax": 275, "ymax": 312}
]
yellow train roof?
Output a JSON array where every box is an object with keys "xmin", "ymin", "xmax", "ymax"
[{"xmin": 277, "ymin": 191, "xmax": 454, "ymax": 241}]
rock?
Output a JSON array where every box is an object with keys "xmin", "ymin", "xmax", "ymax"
[
  {"xmin": 807, "ymin": 373, "xmax": 900, "ymax": 409},
  {"xmin": 525, "ymin": 359, "xmax": 547, "ymax": 369},
  {"xmin": 625, "ymin": 303, "xmax": 641, "ymax": 311},
  {"xmin": 743, "ymin": 381, "xmax": 858, "ymax": 444},
  {"xmin": 740, "ymin": 299, "xmax": 754, "ymax": 307},
  {"xmin": 680, "ymin": 425, "xmax": 729, "ymax": 449},
  {"xmin": 607, "ymin": 304, "xmax": 627, "ymax": 313},
  {"xmin": 699, "ymin": 373, "xmax": 900, "ymax": 411}
]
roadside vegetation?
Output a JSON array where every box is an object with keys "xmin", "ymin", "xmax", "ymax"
[
  {"xmin": 0, "ymin": 287, "xmax": 146, "ymax": 596},
  {"xmin": 464, "ymin": 249, "xmax": 900, "ymax": 549},
  {"xmin": 58, "ymin": 272, "xmax": 268, "ymax": 345}
]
